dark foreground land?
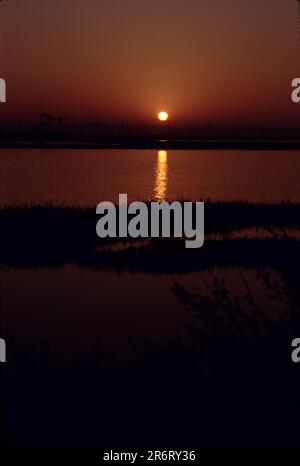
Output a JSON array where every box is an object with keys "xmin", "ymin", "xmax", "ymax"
[
  {"xmin": 2, "ymin": 121, "xmax": 300, "ymax": 150},
  {"xmin": 1, "ymin": 201, "xmax": 300, "ymax": 445},
  {"xmin": 1, "ymin": 200, "xmax": 300, "ymax": 270}
]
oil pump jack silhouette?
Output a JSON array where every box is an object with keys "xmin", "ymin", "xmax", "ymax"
[
  {"xmin": 35, "ymin": 113, "xmax": 64, "ymax": 142},
  {"xmin": 40, "ymin": 113, "xmax": 63, "ymax": 127},
  {"xmin": 297, "ymin": 1, "xmax": 300, "ymax": 44}
]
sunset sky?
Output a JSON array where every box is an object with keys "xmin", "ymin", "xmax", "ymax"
[{"xmin": 1, "ymin": 0, "xmax": 300, "ymax": 126}]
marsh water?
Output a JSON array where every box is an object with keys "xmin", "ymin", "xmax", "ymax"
[
  {"xmin": 1, "ymin": 148, "xmax": 300, "ymax": 358},
  {"xmin": 1, "ymin": 148, "xmax": 300, "ymax": 205},
  {"xmin": 1, "ymin": 149, "xmax": 300, "ymax": 444},
  {"xmin": 1, "ymin": 148, "xmax": 299, "ymax": 361}
]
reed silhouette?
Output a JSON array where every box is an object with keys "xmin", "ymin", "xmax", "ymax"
[{"xmin": 1, "ymin": 201, "xmax": 300, "ymax": 271}]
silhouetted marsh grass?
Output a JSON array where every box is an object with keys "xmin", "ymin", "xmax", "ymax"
[{"xmin": 1, "ymin": 200, "xmax": 300, "ymax": 271}]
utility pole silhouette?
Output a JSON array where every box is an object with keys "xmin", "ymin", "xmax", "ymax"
[{"xmin": 297, "ymin": 1, "xmax": 300, "ymax": 45}]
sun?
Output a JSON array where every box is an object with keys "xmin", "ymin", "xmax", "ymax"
[{"xmin": 158, "ymin": 111, "xmax": 169, "ymax": 122}]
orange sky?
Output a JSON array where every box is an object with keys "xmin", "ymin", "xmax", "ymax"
[{"xmin": 1, "ymin": 0, "xmax": 300, "ymax": 126}]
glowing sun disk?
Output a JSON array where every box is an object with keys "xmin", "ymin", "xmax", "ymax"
[{"xmin": 158, "ymin": 111, "xmax": 169, "ymax": 122}]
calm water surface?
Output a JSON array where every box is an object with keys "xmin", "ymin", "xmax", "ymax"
[
  {"xmin": 1, "ymin": 149, "xmax": 298, "ymax": 445},
  {"xmin": 1, "ymin": 148, "xmax": 300, "ymax": 205},
  {"xmin": 1, "ymin": 148, "xmax": 298, "ymax": 362}
]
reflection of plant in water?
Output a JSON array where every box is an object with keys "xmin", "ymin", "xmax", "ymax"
[
  {"xmin": 257, "ymin": 268, "xmax": 300, "ymax": 321},
  {"xmin": 174, "ymin": 269, "xmax": 300, "ymax": 337},
  {"xmin": 171, "ymin": 269, "xmax": 300, "ymax": 376}
]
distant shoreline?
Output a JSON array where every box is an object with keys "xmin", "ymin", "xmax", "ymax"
[{"xmin": 2, "ymin": 139, "xmax": 300, "ymax": 150}]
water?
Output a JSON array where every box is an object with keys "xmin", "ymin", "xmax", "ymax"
[
  {"xmin": 1, "ymin": 148, "xmax": 299, "ymax": 444},
  {"xmin": 1, "ymin": 148, "xmax": 300, "ymax": 205},
  {"xmin": 1, "ymin": 147, "xmax": 298, "ymax": 361},
  {"xmin": 1, "ymin": 147, "xmax": 298, "ymax": 360},
  {"xmin": 2, "ymin": 267, "xmax": 285, "ymax": 363}
]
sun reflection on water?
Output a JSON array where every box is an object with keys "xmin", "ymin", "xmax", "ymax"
[{"xmin": 153, "ymin": 150, "xmax": 168, "ymax": 201}]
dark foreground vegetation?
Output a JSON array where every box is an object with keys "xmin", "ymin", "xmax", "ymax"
[
  {"xmin": 1, "ymin": 201, "xmax": 300, "ymax": 271},
  {"xmin": 1, "ymin": 200, "xmax": 300, "ymax": 445}
]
